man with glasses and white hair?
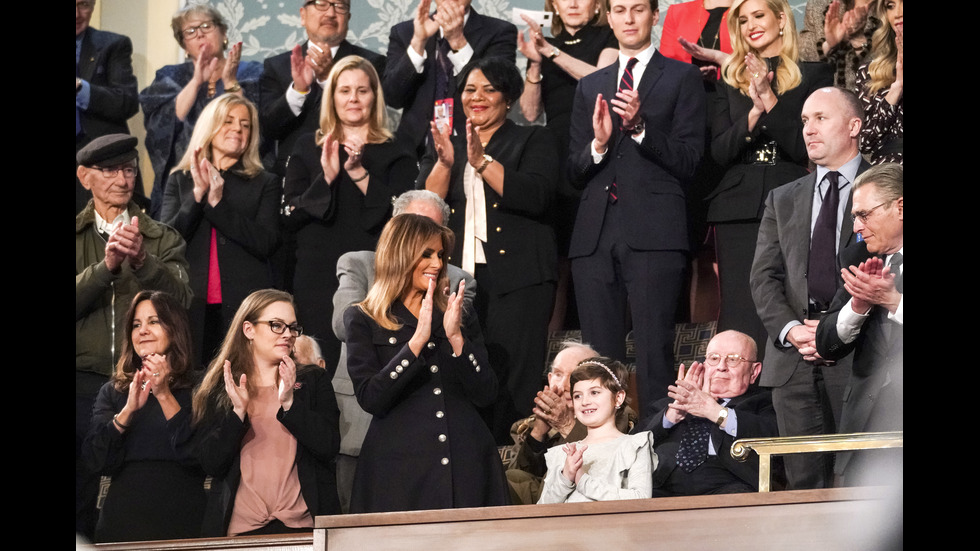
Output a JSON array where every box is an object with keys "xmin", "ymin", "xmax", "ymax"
[
  {"xmin": 260, "ymin": 0, "xmax": 386, "ymax": 176},
  {"xmin": 816, "ymin": 162, "xmax": 903, "ymax": 486},
  {"xmin": 76, "ymin": 134, "xmax": 190, "ymax": 539},
  {"xmin": 642, "ymin": 330, "xmax": 777, "ymax": 496}
]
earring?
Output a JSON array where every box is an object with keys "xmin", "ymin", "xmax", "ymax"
[{"xmin": 779, "ymin": 29, "xmax": 783, "ymax": 36}]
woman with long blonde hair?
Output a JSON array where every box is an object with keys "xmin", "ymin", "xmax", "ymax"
[
  {"xmin": 160, "ymin": 94, "xmax": 281, "ymax": 365},
  {"xmin": 282, "ymin": 56, "xmax": 416, "ymax": 373},
  {"xmin": 706, "ymin": 0, "xmax": 833, "ymax": 350},
  {"xmin": 343, "ymin": 214, "xmax": 508, "ymax": 513},
  {"xmin": 855, "ymin": 0, "xmax": 902, "ymax": 164},
  {"xmin": 193, "ymin": 289, "xmax": 340, "ymax": 536}
]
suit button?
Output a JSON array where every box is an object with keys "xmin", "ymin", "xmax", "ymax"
[
  {"xmin": 492, "ymin": 202, "xmax": 499, "ymax": 209},
  {"xmin": 441, "ymin": 457, "xmax": 449, "ymax": 465},
  {"xmin": 744, "ymin": 136, "xmax": 753, "ymax": 143},
  {"xmin": 468, "ymin": 354, "xmax": 475, "ymax": 361},
  {"xmin": 433, "ymin": 387, "xmax": 442, "ymax": 395},
  {"xmin": 499, "ymin": 249, "xmax": 506, "ymax": 255},
  {"xmin": 388, "ymin": 337, "xmax": 397, "ymax": 344},
  {"xmin": 451, "ymin": 208, "xmax": 456, "ymax": 214},
  {"xmin": 436, "ymin": 410, "xmax": 444, "ymax": 418},
  {"xmin": 395, "ymin": 365, "xmax": 404, "ymax": 373},
  {"xmin": 427, "ymin": 342, "xmax": 436, "ymax": 349},
  {"xmin": 495, "ymin": 227, "xmax": 501, "ymax": 232},
  {"xmin": 401, "ymin": 359, "xmax": 410, "ymax": 367},
  {"xmin": 475, "ymin": 366, "xmax": 481, "ymax": 372},
  {"xmin": 430, "ymin": 365, "xmax": 439, "ymax": 373},
  {"xmin": 438, "ymin": 434, "xmax": 447, "ymax": 442},
  {"xmin": 604, "ymin": 185, "xmax": 609, "ymax": 192},
  {"xmin": 389, "ymin": 371, "xmax": 398, "ymax": 379}
]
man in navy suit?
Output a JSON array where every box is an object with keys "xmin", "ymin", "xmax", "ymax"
[
  {"xmin": 816, "ymin": 163, "xmax": 903, "ymax": 486},
  {"xmin": 76, "ymin": 0, "xmax": 139, "ymax": 214},
  {"xmin": 383, "ymin": 0, "xmax": 516, "ymax": 155},
  {"xmin": 567, "ymin": 0, "xmax": 704, "ymax": 423},
  {"xmin": 750, "ymin": 87, "xmax": 868, "ymax": 489},
  {"xmin": 260, "ymin": 0, "xmax": 386, "ymax": 176}
]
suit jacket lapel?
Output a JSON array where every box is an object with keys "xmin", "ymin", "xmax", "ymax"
[
  {"xmin": 635, "ymin": 50, "xmax": 664, "ymax": 104},
  {"xmin": 79, "ymin": 30, "xmax": 96, "ymax": 81}
]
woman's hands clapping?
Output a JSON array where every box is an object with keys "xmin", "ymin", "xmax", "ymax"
[
  {"xmin": 222, "ymin": 41, "xmax": 243, "ymax": 92},
  {"xmin": 278, "ymin": 354, "xmax": 297, "ymax": 411},
  {"xmin": 444, "ymin": 280, "xmax": 465, "ymax": 355},
  {"xmin": 189, "ymin": 147, "xmax": 225, "ymax": 206},
  {"xmin": 430, "ymin": 120, "xmax": 455, "ymax": 169},
  {"xmin": 223, "ymin": 360, "xmax": 250, "ymax": 421},
  {"xmin": 408, "ymin": 277, "xmax": 436, "ymax": 356},
  {"xmin": 465, "ymin": 120, "xmax": 485, "ymax": 169},
  {"xmin": 517, "ymin": 14, "xmax": 550, "ymax": 64}
]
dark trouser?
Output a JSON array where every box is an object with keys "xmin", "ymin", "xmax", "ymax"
[
  {"xmin": 76, "ymin": 371, "xmax": 109, "ymax": 541},
  {"xmin": 474, "ymin": 264, "xmax": 555, "ymax": 445},
  {"xmin": 771, "ymin": 360, "xmax": 850, "ymax": 489},
  {"xmin": 715, "ymin": 222, "xmax": 768, "ymax": 359},
  {"xmin": 572, "ymin": 202, "xmax": 687, "ymax": 424}
]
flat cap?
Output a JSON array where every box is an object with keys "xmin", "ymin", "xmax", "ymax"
[{"xmin": 76, "ymin": 134, "xmax": 138, "ymax": 167}]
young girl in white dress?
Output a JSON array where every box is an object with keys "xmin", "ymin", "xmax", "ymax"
[{"xmin": 538, "ymin": 358, "xmax": 656, "ymax": 503}]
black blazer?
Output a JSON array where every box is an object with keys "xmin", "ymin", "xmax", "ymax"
[
  {"xmin": 644, "ymin": 386, "xmax": 778, "ymax": 493},
  {"xmin": 197, "ymin": 366, "xmax": 341, "ymax": 536},
  {"xmin": 383, "ymin": 8, "xmax": 517, "ymax": 153},
  {"xmin": 567, "ymin": 51, "xmax": 706, "ymax": 257},
  {"xmin": 160, "ymin": 165, "xmax": 282, "ymax": 360},
  {"xmin": 260, "ymin": 40, "xmax": 387, "ymax": 176},
  {"xmin": 418, "ymin": 120, "xmax": 559, "ymax": 296},
  {"xmin": 706, "ymin": 62, "xmax": 835, "ymax": 223},
  {"xmin": 77, "ymin": 27, "xmax": 139, "ymax": 147}
]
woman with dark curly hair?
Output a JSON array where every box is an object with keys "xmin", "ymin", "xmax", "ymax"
[{"xmin": 83, "ymin": 291, "xmax": 205, "ymax": 542}]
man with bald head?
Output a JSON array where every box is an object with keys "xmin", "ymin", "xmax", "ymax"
[
  {"xmin": 750, "ymin": 86, "xmax": 869, "ymax": 489},
  {"xmin": 506, "ymin": 341, "xmax": 634, "ymax": 504},
  {"xmin": 644, "ymin": 330, "xmax": 777, "ymax": 496}
]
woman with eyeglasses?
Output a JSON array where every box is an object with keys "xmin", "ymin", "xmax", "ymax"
[
  {"xmin": 160, "ymin": 94, "xmax": 281, "ymax": 366},
  {"xmin": 82, "ymin": 291, "xmax": 206, "ymax": 542},
  {"xmin": 140, "ymin": 2, "xmax": 263, "ymax": 218},
  {"xmin": 193, "ymin": 289, "xmax": 341, "ymax": 536}
]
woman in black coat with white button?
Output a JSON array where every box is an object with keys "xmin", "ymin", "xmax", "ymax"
[{"xmin": 343, "ymin": 214, "xmax": 508, "ymax": 513}]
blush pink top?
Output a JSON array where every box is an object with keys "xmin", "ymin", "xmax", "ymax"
[{"xmin": 227, "ymin": 385, "xmax": 311, "ymax": 535}]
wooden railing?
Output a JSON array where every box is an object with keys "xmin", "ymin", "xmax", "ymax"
[{"xmin": 731, "ymin": 431, "xmax": 905, "ymax": 491}]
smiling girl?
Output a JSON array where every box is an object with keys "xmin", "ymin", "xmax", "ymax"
[{"xmin": 538, "ymin": 358, "xmax": 655, "ymax": 503}]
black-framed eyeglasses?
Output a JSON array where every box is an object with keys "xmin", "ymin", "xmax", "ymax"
[
  {"xmin": 255, "ymin": 320, "xmax": 303, "ymax": 336},
  {"xmin": 704, "ymin": 353, "xmax": 753, "ymax": 368},
  {"xmin": 181, "ymin": 21, "xmax": 217, "ymax": 39},
  {"xmin": 95, "ymin": 165, "xmax": 138, "ymax": 179},
  {"xmin": 850, "ymin": 201, "xmax": 891, "ymax": 224},
  {"xmin": 304, "ymin": 0, "xmax": 350, "ymax": 14}
]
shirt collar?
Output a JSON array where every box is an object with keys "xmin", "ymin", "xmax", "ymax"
[
  {"xmin": 618, "ymin": 43, "xmax": 656, "ymax": 70},
  {"xmin": 94, "ymin": 207, "xmax": 130, "ymax": 235},
  {"xmin": 815, "ymin": 153, "xmax": 863, "ymax": 190}
]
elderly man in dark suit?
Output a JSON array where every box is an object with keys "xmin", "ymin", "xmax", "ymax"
[
  {"xmin": 330, "ymin": 190, "xmax": 475, "ymax": 512},
  {"xmin": 644, "ymin": 330, "xmax": 777, "ymax": 496},
  {"xmin": 76, "ymin": 0, "xmax": 139, "ymax": 214},
  {"xmin": 816, "ymin": 163, "xmax": 903, "ymax": 486},
  {"xmin": 260, "ymin": 0, "xmax": 386, "ymax": 177},
  {"xmin": 383, "ymin": 0, "xmax": 516, "ymax": 155},
  {"xmin": 750, "ymin": 87, "xmax": 868, "ymax": 490},
  {"xmin": 567, "ymin": 0, "xmax": 704, "ymax": 423}
]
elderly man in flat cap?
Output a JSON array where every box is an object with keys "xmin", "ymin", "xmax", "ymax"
[{"xmin": 75, "ymin": 134, "xmax": 191, "ymax": 539}]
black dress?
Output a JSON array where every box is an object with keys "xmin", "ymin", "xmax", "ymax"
[
  {"xmin": 344, "ymin": 303, "xmax": 509, "ymax": 512},
  {"xmin": 283, "ymin": 134, "xmax": 417, "ymax": 372},
  {"xmin": 706, "ymin": 60, "xmax": 834, "ymax": 352},
  {"xmin": 83, "ymin": 383, "xmax": 205, "ymax": 543}
]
